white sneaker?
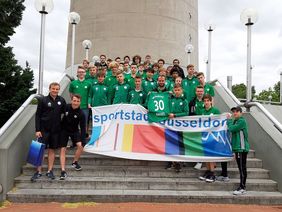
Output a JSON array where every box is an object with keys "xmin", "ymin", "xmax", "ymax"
[
  {"xmin": 216, "ymin": 176, "xmax": 230, "ymax": 182},
  {"xmin": 233, "ymin": 188, "xmax": 247, "ymax": 195},
  {"xmin": 194, "ymin": 162, "xmax": 202, "ymax": 170}
]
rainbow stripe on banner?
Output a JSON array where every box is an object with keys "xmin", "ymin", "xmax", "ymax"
[
  {"xmin": 121, "ymin": 124, "xmax": 231, "ymax": 157},
  {"xmin": 84, "ymin": 104, "xmax": 233, "ymax": 162}
]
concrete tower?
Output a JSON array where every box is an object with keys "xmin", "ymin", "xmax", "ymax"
[{"xmin": 66, "ymin": 0, "xmax": 198, "ymax": 69}]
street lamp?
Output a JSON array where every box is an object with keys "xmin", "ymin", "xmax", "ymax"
[
  {"xmin": 34, "ymin": 0, "xmax": 54, "ymax": 94},
  {"xmin": 92, "ymin": 55, "xmax": 100, "ymax": 64},
  {"xmin": 240, "ymin": 8, "xmax": 258, "ymax": 103},
  {"xmin": 184, "ymin": 44, "xmax": 194, "ymax": 65},
  {"xmin": 82, "ymin": 40, "xmax": 92, "ymax": 61},
  {"xmin": 69, "ymin": 11, "xmax": 80, "ymax": 77},
  {"xmin": 205, "ymin": 23, "xmax": 215, "ymax": 82}
]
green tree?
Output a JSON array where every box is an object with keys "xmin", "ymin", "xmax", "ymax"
[
  {"xmin": 232, "ymin": 83, "xmax": 256, "ymax": 99},
  {"xmin": 256, "ymin": 82, "xmax": 280, "ymax": 102},
  {"xmin": 0, "ymin": 0, "xmax": 36, "ymax": 127}
]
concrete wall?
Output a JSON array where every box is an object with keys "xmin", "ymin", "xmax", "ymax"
[
  {"xmin": 66, "ymin": 0, "xmax": 198, "ymax": 68},
  {"xmin": 0, "ymin": 76, "xmax": 71, "ymax": 201},
  {"xmin": 214, "ymin": 84, "xmax": 282, "ymax": 191}
]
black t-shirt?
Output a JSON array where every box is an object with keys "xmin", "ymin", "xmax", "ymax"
[{"xmin": 61, "ymin": 104, "xmax": 86, "ymax": 143}]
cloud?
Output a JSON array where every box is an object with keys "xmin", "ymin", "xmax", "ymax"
[{"xmin": 7, "ymin": 0, "xmax": 282, "ymax": 94}]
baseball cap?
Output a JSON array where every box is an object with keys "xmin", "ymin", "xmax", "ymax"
[{"xmin": 231, "ymin": 106, "xmax": 242, "ymax": 112}]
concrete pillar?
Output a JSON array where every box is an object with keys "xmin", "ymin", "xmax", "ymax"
[
  {"xmin": 227, "ymin": 76, "xmax": 232, "ymax": 91},
  {"xmin": 66, "ymin": 0, "xmax": 198, "ymax": 69}
]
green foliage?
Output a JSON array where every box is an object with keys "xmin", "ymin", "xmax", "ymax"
[
  {"xmin": 232, "ymin": 83, "xmax": 256, "ymax": 99},
  {"xmin": 0, "ymin": 1, "xmax": 36, "ymax": 127},
  {"xmin": 256, "ymin": 82, "xmax": 280, "ymax": 102}
]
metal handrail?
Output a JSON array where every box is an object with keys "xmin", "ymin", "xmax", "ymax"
[
  {"xmin": 209, "ymin": 79, "xmax": 241, "ymax": 105},
  {"xmin": 0, "ymin": 73, "xmax": 73, "ymax": 138},
  {"xmin": 210, "ymin": 79, "xmax": 282, "ymax": 133},
  {"xmin": 238, "ymin": 98, "xmax": 282, "ymax": 105},
  {"xmin": 0, "ymin": 94, "xmax": 41, "ymax": 137}
]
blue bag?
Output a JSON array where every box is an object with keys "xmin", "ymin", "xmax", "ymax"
[{"xmin": 27, "ymin": 139, "xmax": 45, "ymax": 167}]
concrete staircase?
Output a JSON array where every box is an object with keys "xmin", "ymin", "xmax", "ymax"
[{"xmin": 7, "ymin": 149, "xmax": 282, "ymax": 204}]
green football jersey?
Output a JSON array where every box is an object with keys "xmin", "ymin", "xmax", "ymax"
[
  {"xmin": 195, "ymin": 99, "xmax": 205, "ymax": 115},
  {"xmin": 170, "ymin": 95, "xmax": 189, "ymax": 117},
  {"xmin": 147, "ymin": 91, "xmax": 171, "ymax": 123},
  {"xmin": 112, "ymin": 82, "xmax": 131, "ymax": 104},
  {"xmin": 129, "ymin": 89, "xmax": 146, "ymax": 105},
  {"xmin": 69, "ymin": 79, "xmax": 91, "ymax": 109},
  {"xmin": 104, "ymin": 75, "xmax": 118, "ymax": 103},
  {"xmin": 202, "ymin": 106, "xmax": 220, "ymax": 115},
  {"xmin": 88, "ymin": 82, "xmax": 109, "ymax": 107},
  {"xmin": 86, "ymin": 76, "xmax": 98, "ymax": 85},
  {"xmin": 204, "ymin": 83, "xmax": 215, "ymax": 97},
  {"xmin": 142, "ymin": 79, "xmax": 156, "ymax": 93},
  {"xmin": 182, "ymin": 76, "xmax": 199, "ymax": 103}
]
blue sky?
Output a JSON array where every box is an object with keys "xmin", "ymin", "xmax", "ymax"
[{"xmin": 8, "ymin": 0, "xmax": 282, "ymax": 94}]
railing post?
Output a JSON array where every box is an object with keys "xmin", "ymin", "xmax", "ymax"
[{"xmin": 227, "ymin": 76, "xmax": 233, "ymax": 91}]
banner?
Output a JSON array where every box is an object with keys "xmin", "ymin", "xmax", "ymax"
[{"xmin": 84, "ymin": 104, "xmax": 233, "ymax": 162}]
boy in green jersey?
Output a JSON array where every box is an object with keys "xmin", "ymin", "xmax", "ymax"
[
  {"xmin": 142, "ymin": 68, "xmax": 156, "ymax": 93},
  {"xmin": 227, "ymin": 106, "xmax": 249, "ymax": 195},
  {"xmin": 82, "ymin": 59, "xmax": 90, "ymax": 79},
  {"xmin": 167, "ymin": 84, "xmax": 189, "ymax": 173},
  {"xmin": 198, "ymin": 94, "xmax": 221, "ymax": 183},
  {"xmin": 112, "ymin": 71, "xmax": 131, "ymax": 104},
  {"xmin": 126, "ymin": 63, "xmax": 138, "ymax": 89},
  {"xmin": 182, "ymin": 64, "xmax": 199, "ymax": 103},
  {"xmin": 86, "ymin": 65, "xmax": 98, "ymax": 85},
  {"xmin": 197, "ymin": 72, "xmax": 214, "ymax": 98},
  {"xmin": 69, "ymin": 66, "xmax": 92, "ymax": 134},
  {"xmin": 105, "ymin": 61, "xmax": 119, "ymax": 102},
  {"xmin": 137, "ymin": 63, "xmax": 146, "ymax": 79},
  {"xmin": 88, "ymin": 72, "xmax": 109, "ymax": 107},
  {"xmin": 129, "ymin": 76, "xmax": 146, "ymax": 105}
]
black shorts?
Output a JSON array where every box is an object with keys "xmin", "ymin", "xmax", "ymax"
[
  {"xmin": 40, "ymin": 131, "xmax": 60, "ymax": 149},
  {"xmin": 60, "ymin": 130, "xmax": 81, "ymax": 148}
]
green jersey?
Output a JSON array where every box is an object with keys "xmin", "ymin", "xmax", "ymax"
[
  {"xmin": 104, "ymin": 75, "xmax": 118, "ymax": 103},
  {"xmin": 202, "ymin": 106, "xmax": 220, "ymax": 115},
  {"xmin": 146, "ymin": 91, "xmax": 171, "ymax": 123},
  {"xmin": 227, "ymin": 117, "xmax": 249, "ymax": 152},
  {"xmin": 195, "ymin": 99, "xmax": 205, "ymax": 115},
  {"xmin": 69, "ymin": 79, "xmax": 91, "ymax": 109},
  {"xmin": 182, "ymin": 76, "xmax": 199, "ymax": 103},
  {"xmin": 125, "ymin": 75, "xmax": 136, "ymax": 90},
  {"xmin": 203, "ymin": 83, "xmax": 215, "ymax": 97},
  {"xmin": 112, "ymin": 82, "xmax": 131, "ymax": 104},
  {"xmin": 170, "ymin": 95, "xmax": 188, "ymax": 117},
  {"xmin": 129, "ymin": 89, "xmax": 146, "ymax": 105},
  {"xmin": 88, "ymin": 82, "xmax": 109, "ymax": 107},
  {"xmin": 142, "ymin": 79, "xmax": 156, "ymax": 93},
  {"xmin": 86, "ymin": 76, "xmax": 98, "ymax": 85}
]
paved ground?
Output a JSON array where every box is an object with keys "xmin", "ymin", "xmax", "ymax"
[{"xmin": 1, "ymin": 202, "xmax": 282, "ymax": 212}]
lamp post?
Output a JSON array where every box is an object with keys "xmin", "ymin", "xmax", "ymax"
[
  {"xmin": 184, "ymin": 44, "xmax": 194, "ymax": 65},
  {"xmin": 69, "ymin": 12, "xmax": 80, "ymax": 77},
  {"xmin": 82, "ymin": 40, "xmax": 92, "ymax": 61},
  {"xmin": 227, "ymin": 76, "xmax": 233, "ymax": 91},
  {"xmin": 34, "ymin": 0, "xmax": 54, "ymax": 94},
  {"xmin": 240, "ymin": 8, "xmax": 258, "ymax": 103},
  {"xmin": 205, "ymin": 24, "xmax": 215, "ymax": 82}
]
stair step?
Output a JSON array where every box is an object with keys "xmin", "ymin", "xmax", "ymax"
[
  {"xmin": 14, "ymin": 176, "xmax": 278, "ymax": 192},
  {"xmin": 7, "ymin": 189, "xmax": 282, "ymax": 204},
  {"xmin": 41, "ymin": 155, "xmax": 263, "ymax": 168},
  {"xmin": 53, "ymin": 149, "xmax": 256, "ymax": 158},
  {"xmin": 22, "ymin": 165, "xmax": 270, "ymax": 179}
]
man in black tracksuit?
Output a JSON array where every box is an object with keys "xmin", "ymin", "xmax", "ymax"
[
  {"xmin": 32, "ymin": 82, "xmax": 66, "ymax": 182},
  {"xmin": 59, "ymin": 94, "xmax": 86, "ymax": 180}
]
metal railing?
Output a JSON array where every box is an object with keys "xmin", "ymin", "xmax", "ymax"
[
  {"xmin": 0, "ymin": 73, "xmax": 73, "ymax": 138},
  {"xmin": 210, "ymin": 79, "xmax": 282, "ymax": 133}
]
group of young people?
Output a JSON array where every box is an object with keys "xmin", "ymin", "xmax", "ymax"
[{"xmin": 33, "ymin": 54, "xmax": 250, "ymax": 195}]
